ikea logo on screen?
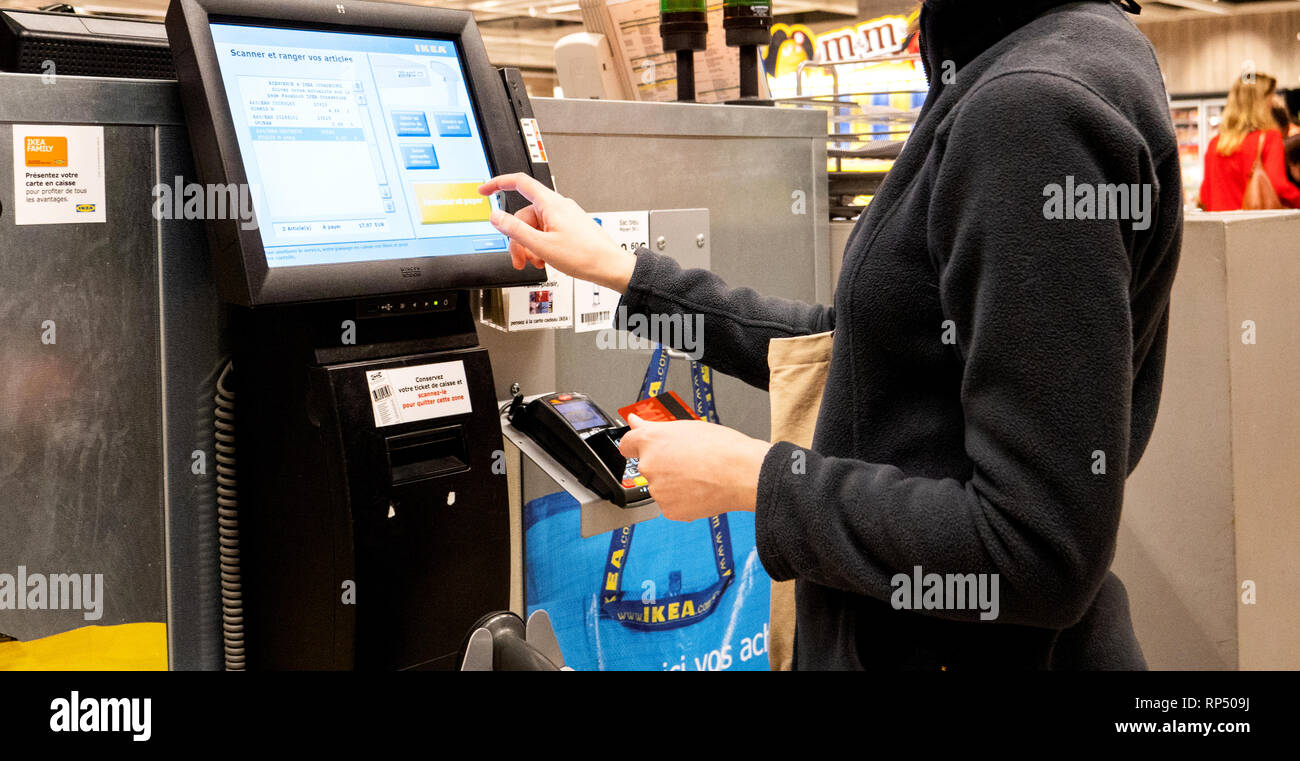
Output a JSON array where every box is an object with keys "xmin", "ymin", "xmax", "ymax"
[{"xmin": 414, "ymin": 42, "xmax": 449, "ymax": 55}]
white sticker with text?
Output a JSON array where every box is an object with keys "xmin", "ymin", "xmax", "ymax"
[
  {"xmin": 12, "ymin": 125, "xmax": 106, "ymax": 225},
  {"xmin": 575, "ymin": 211, "xmax": 648, "ymax": 333},
  {"xmin": 365, "ymin": 360, "xmax": 471, "ymax": 428}
]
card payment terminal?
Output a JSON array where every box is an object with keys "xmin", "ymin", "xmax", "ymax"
[{"xmin": 508, "ymin": 392, "xmax": 651, "ymax": 507}]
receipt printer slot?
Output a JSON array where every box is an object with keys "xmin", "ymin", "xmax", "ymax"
[{"xmin": 386, "ymin": 426, "xmax": 468, "ymax": 485}]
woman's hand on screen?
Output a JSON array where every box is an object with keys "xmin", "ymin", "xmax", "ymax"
[{"xmin": 478, "ymin": 173, "xmax": 637, "ymax": 293}]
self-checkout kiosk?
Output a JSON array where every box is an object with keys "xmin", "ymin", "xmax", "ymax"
[
  {"xmin": 0, "ymin": 0, "xmax": 828, "ymax": 671},
  {"xmin": 165, "ymin": 0, "xmax": 554, "ymax": 670}
]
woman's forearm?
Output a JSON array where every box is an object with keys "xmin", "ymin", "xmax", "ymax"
[{"xmin": 617, "ymin": 247, "xmax": 834, "ymax": 390}]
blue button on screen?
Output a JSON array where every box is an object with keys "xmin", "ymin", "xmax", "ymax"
[
  {"xmin": 434, "ymin": 112, "xmax": 472, "ymax": 137},
  {"xmin": 400, "ymin": 144, "xmax": 439, "ymax": 169},
  {"xmin": 391, "ymin": 111, "xmax": 431, "ymax": 137}
]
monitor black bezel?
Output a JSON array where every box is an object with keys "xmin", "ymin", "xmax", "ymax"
[{"xmin": 166, "ymin": 0, "xmax": 544, "ymax": 307}]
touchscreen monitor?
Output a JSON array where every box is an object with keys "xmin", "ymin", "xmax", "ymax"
[
  {"xmin": 166, "ymin": 0, "xmax": 544, "ymax": 305},
  {"xmin": 209, "ymin": 23, "xmax": 508, "ymax": 269}
]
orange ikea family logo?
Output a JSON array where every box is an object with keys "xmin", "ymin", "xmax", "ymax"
[{"xmin": 24, "ymin": 136, "xmax": 68, "ymax": 167}]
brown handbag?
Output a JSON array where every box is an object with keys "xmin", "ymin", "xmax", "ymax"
[
  {"xmin": 765, "ymin": 331, "xmax": 834, "ymax": 670},
  {"xmin": 1242, "ymin": 132, "xmax": 1283, "ymax": 210}
]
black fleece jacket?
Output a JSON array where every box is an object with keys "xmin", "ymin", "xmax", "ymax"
[{"xmin": 617, "ymin": 0, "xmax": 1181, "ymax": 669}]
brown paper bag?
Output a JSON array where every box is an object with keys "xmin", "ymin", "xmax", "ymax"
[{"xmin": 765, "ymin": 331, "xmax": 834, "ymax": 670}]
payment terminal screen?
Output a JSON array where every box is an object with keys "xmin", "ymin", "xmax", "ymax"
[
  {"xmin": 209, "ymin": 22, "xmax": 508, "ymax": 268},
  {"xmin": 555, "ymin": 400, "xmax": 607, "ymax": 432}
]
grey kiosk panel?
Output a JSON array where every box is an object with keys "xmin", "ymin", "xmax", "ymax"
[
  {"xmin": 478, "ymin": 98, "xmax": 829, "ymax": 541},
  {"xmin": 0, "ymin": 73, "xmax": 222, "ymax": 669}
]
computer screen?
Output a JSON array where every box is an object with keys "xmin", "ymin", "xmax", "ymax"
[
  {"xmin": 166, "ymin": 0, "xmax": 544, "ymax": 306},
  {"xmin": 209, "ymin": 22, "xmax": 508, "ymax": 269}
]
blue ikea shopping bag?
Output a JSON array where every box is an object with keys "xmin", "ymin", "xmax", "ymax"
[
  {"xmin": 525, "ymin": 493, "xmax": 770, "ymax": 671},
  {"xmin": 524, "ymin": 346, "xmax": 772, "ymax": 670}
]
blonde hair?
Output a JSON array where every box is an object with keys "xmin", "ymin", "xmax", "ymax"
[{"xmin": 1217, "ymin": 73, "xmax": 1278, "ymax": 156}]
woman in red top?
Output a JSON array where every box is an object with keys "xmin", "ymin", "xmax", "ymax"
[{"xmin": 1199, "ymin": 73, "xmax": 1300, "ymax": 210}]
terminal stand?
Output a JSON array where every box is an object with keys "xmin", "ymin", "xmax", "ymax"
[
  {"xmin": 232, "ymin": 292, "xmax": 510, "ymax": 670},
  {"xmin": 500, "ymin": 396, "xmax": 661, "ymax": 538}
]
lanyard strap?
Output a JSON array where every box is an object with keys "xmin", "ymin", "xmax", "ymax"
[
  {"xmin": 599, "ymin": 343, "xmax": 735, "ymax": 631},
  {"xmin": 600, "ymin": 514, "xmax": 734, "ymax": 631}
]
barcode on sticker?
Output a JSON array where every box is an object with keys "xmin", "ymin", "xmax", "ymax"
[
  {"xmin": 365, "ymin": 369, "xmax": 400, "ymax": 428},
  {"xmin": 581, "ymin": 311, "xmax": 611, "ymax": 324}
]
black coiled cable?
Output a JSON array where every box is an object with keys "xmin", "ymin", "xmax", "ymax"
[{"xmin": 214, "ymin": 362, "xmax": 244, "ymax": 671}]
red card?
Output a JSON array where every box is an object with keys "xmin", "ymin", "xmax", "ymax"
[{"xmin": 618, "ymin": 391, "xmax": 698, "ymax": 423}]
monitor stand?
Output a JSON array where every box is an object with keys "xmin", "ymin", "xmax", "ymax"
[{"xmin": 229, "ymin": 290, "xmax": 509, "ymax": 670}]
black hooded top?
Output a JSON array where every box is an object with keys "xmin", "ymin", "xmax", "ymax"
[{"xmin": 617, "ymin": 0, "xmax": 1181, "ymax": 669}]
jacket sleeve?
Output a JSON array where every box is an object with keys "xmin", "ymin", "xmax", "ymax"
[
  {"xmin": 616, "ymin": 248, "xmax": 834, "ymax": 390},
  {"xmin": 755, "ymin": 72, "xmax": 1158, "ymax": 630},
  {"xmin": 1263, "ymin": 130, "xmax": 1300, "ymax": 208}
]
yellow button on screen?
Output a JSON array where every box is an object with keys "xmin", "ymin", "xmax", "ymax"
[
  {"xmin": 412, "ymin": 182, "xmax": 491, "ymax": 224},
  {"xmin": 633, "ymin": 476, "xmax": 648, "ymax": 486}
]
